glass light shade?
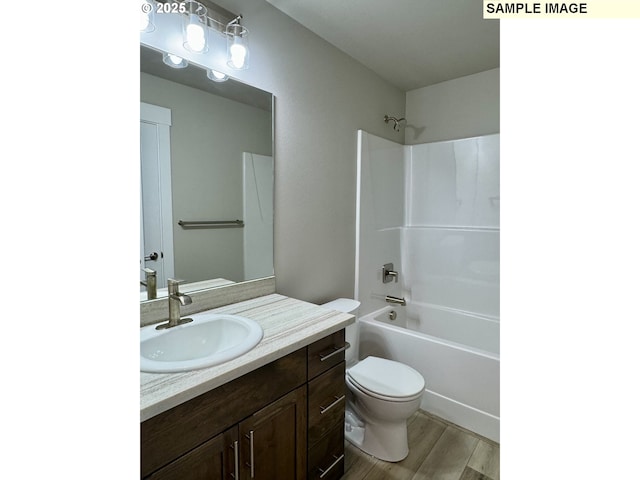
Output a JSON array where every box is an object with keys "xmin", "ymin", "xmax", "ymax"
[
  {"xmin": 207, "ymin": 69, "xmax": 228, "ymax": 82},
  {"xmin": 226, "ymin": 24, "xmax": 249, "ymax": 70},
  {"xmin": 140, "ymin": 1, "xmax": 155, "ymax": 32},
  {"xmin": 162, "ymin": 53, "xmax": 188, "ymax": 69},
  {"xmin": 183, "ymin": 1, "xmax": 208, "ymax": 53}
]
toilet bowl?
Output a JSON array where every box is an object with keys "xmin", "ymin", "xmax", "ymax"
[{"xmin": 321, "ymin": 299, "xmax": 426, "ymax": 462}]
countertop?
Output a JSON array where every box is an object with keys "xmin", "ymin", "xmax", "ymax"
[{"xmin": 140, "ymin": 293, "xmax": 354, "ymax": 422}]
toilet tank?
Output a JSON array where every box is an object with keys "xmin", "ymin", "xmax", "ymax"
[{"xmin": 321, "ymin": 298, "xmax": 360, "ymax": 367}]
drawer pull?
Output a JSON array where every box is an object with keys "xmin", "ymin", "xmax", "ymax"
[
  {"xmin": 318, "ymin": 454, "xmax": 345, "ymax": 478},
  {"xmin": 320, "ymin": 395, "xmax": 345, "ymax": 415},
  {"xmin": 319, "ymin": 342, "xmax": 350, "ymax": 362}
]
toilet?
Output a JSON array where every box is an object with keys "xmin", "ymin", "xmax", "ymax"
[{"xmin": 321, "ymin": 299, "xmax": 425, "ymax": 462}]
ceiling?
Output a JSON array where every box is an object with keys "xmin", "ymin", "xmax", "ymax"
[{"xmin": 265, "ymin": 0, "xmax": 500, "ymax": 92}]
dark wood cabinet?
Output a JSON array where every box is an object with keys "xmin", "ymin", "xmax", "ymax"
[
  {"xmin": 307, "ymin": 330, "xmax": 347, "ymax": 480},
  {"xmin": 147, "ymin": 427, "xmax": 237, "ymax": 480},
  {"xmin": 239, "ymin": 387, "xmax": 307, "ymax": 479},
  {"xmin": 141, "ymin": 330, "xmax": 347, "ymax": 480},
  {"xmin": 308, "ymin": 362, "xmax": 346, "ymax": 446},
  {"xmin": 308, "ymin": 424, "xmax": 345, "ymax": 480}
]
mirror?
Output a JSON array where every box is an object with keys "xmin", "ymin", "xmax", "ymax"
[{"xmin": 140, "ymin": 45, "xmax": 274, "ymax": 302}]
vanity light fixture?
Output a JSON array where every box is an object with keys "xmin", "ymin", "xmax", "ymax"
[
  {"xmin": 183, "ymin": 1, "xmax": 209, "ymax": 53},
  {"xmin": 162, "ymin": 52, "xmax": 188, "ymax": 69},
  {"xmin": 207, "ymin": 69, "xmax": 228, "ymax": 82},
  {"xmin": 226, "ymin": 16, "xmax": 249, "ymax": 70},
  {"xmin": 140, "ymin": 0, "xmax": 155, "ymax": 33},
  {"xmin": 142, "ymin": 1, "xmax": 251, "ymax": 77}
]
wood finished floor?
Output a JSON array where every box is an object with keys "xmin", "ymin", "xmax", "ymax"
[{"xmin": 341, "ymin": 410, "xmax": 500, "ymax": 480}]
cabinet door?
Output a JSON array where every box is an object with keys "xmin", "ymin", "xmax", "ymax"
[
  {"xmin": 239, "ymin": 386, "xmax": 307, "ymax": 480},
  {"xmin": 147, "ymin": 427, "xmax": 238, "ymax": 480}
]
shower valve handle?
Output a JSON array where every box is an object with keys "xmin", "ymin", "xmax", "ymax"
[{"xmin": 382, "ymin": 263, "xmax": 398, "ymax": 283}]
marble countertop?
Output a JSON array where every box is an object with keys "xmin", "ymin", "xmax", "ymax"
[{"xmin": 140, "ymin": 293, "xmax": 354, "ymax": 422}]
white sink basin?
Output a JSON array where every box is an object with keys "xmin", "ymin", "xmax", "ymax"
[{"xmin": 140, "ymin": 312, "xmax": 263, "ymax": 373}]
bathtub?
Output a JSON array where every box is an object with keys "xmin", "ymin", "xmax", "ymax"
[{"xmin": 357, "ymin": 303, "xmax": 500, "ymax": 442}]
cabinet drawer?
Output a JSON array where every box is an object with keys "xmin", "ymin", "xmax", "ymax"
[
  {"xmin": 308, "ymin": 361, "xmax": 345, "ymax": 447},
  {"xmin": 308, "ymin": 329, "xmax": 347, "ymax": 379},
  {"xmin": 308, "ymin": 423, "xmax": 344, "ymax": 480}
]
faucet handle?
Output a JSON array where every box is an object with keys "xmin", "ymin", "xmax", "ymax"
[
  {"xmin": 142, "ymin": 269, "xmax": 158, "ymax": 300},
  {"xmin": 167, "ymin": 278, "xmax": 189, "ymax": 288},
  {"xmin": 382, "ymin": 263, "xmax": 399, "ymax": 284},
  {"xmin": 167, "ymin": 278, "xmax": 187, "ymax": 295}
]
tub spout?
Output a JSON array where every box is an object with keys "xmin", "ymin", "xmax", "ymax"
[{"xmin": 385, "ymin": 295, "xmax": 406, "ymax": 306}]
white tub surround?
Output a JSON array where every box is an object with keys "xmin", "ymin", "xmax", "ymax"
[
  {"xmin": 141, "ymin": 293, "xmax": 354, "ymax": 421},
  {"xmin": 356, "ymin": 130, "xmax": 499, "ymax": 442}
]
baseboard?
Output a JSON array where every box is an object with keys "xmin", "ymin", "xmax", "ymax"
[{"xmin": 420, "ymin": 389, "xmax": 500, "ymax": 443}]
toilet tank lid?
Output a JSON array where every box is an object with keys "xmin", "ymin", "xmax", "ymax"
[{"xmin": 321, "ymin": 298, "xmax": 361, "ymax": 314}]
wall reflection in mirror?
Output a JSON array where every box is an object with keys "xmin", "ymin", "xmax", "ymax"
[{"xmin": 140, "ymin": 45, "xmax": 274, "ymax": 302}]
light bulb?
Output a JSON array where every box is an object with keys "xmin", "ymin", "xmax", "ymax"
[
  {"xmin": 229, "ymin": 43, "xmax": 247, "ymax": 69},
  {"xmin": 226, "ymin": 23, "xmax": 249, "ymax": 70},
  {"xmin": 167, "ymin": 54, "xmax": 183, "ymax": 65},
  {"xmin": 185, "ymin": 15, "xmax": 206, "ymax": 52},
  {"xmin": 140, "ymin": 1, "xmax": 154, "ymax": 32},
  {"xmin": 207, "ymin": 69, "xmax": 228, "ymax": 82},
  {"xmin": 162, "ymin": 52, "xmax": 188, "ymax": 69}
]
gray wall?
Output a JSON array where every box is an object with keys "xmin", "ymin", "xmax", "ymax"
[
  {"xmin": 405, "ymin": 68, "xmax": 500, "ymax": 144},
  {"xmin": 212, "ymin": 0, "xmax": 406, "ymax": 303}
]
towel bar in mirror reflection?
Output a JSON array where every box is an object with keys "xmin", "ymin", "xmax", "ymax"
[{"xmin": 178, "ymin": 220, "xmax": 245, "ymax": 229}]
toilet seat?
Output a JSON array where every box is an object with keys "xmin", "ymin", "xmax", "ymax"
[
  {"xmin": 346, "ymin": 375, "xmax": 423, "ymax": 403},
  {"xmin": 347, "ymin": 356, "xmax": 425, "ymax": 402}
]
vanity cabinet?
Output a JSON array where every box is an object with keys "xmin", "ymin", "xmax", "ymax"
[{"xmin": 141, "ymin": 329, "xmax": 347, "ymax": 480}]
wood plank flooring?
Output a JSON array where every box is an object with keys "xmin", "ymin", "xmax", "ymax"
[{"xmin": 342, "ymin": 410, "xmax": 499, "ymax": 480}]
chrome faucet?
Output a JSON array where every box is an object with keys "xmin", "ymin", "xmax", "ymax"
[
  {"xmin": 385, "ymin": 295, "xmax": 406, "ymax": 306},
  {"xmin": 140, "ymin": 268, "xmax": 157, "ymax": 300},
  {"xmin": 156, "ymin": 278, "xmax": 194, "ymax": 330}
]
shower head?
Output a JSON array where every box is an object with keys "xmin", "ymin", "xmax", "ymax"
[{"xmin": 384, "ymin": 115, "xmax": 406, "ymax": 132}]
